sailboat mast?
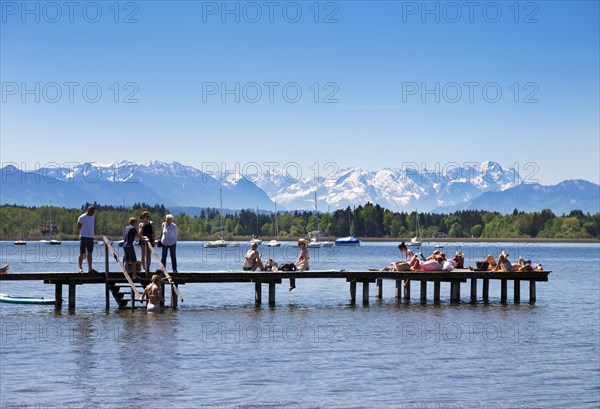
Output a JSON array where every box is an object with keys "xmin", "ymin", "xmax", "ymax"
[
  {"xmin": 274, "ymin": 201, "xmax": 279, "ymax": 240},
  {"xmin": 220, "ymin": 188, "xmax": 223, "ymax": 236},
  {"xmin": 314, "ymin": 192, "xmax": 319, "ymax": 233}
]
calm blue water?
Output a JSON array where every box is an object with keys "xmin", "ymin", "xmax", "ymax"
[{"xmin": 1, "ymin": 241, "xmax": 599, "ymax": 409}]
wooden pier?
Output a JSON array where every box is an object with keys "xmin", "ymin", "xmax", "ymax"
[{"xmin": 0, "ymin": 269, "xmax": 550, "ymax": 310}]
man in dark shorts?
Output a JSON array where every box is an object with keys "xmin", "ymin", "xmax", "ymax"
[
  {"xmin": 77, "ymin": 206, "xmax": 96, "ymax": 273},
  {"xmin": 123, "ymin": 217, "xmax": 140, "ymax": 278}
]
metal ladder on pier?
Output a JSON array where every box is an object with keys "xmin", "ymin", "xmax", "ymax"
[
  {"xmin": 108, "ymin": 281, "xmax": 147, "ymax": 309},
  {"xmin": 102, "ymin": 236, "xmax": 145, "ymax": 309}
]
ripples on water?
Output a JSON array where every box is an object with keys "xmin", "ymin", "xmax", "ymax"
[{"xmin": 1, "ymin": 242, "xmax": 598, "ymax": 408}]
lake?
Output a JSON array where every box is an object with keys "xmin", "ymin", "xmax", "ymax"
[{"xmin": 1, "ymin": 241, "xmax": 599, "ymax": 408}]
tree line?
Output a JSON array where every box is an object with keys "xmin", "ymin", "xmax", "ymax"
[{"xmin": 0, "ymin": 202, "xmax": 598, "ymax": 240}]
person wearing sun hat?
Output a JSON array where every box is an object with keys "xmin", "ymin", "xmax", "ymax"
[
  {"xmin": 453, "ymin": 251, "xmax": 465, "ymax": 269},
  {"xmin": 289, "ymin": 238, "xmax": 310, "ymax": 291},
  {"xmin": 492, "ymin": 251, "xmax": 513, "ymax": 272}
]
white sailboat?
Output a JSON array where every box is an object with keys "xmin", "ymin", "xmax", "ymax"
[
  {"xmin": 267, "ymin": 201, "xmax": 281, "ymax": 247},
  {"xmin": 406, "ymin": 208, "xmax": 422, "ymax": 247},
  {"xmin": 308, "ymin": 193, "xmax": 335, "ymax": 247},
  {"xmin": 39, "ymin": 203, "xmax": 61, "ymax": 245},
  {"xmin": 14, "ymin": 219, "xmax": 27, "ymax": 245},
  {"xmin": 249, "ymin": 206, "xmax": 262, "ymax": 245},
  {"xmin": 204, "ymin": 189, "xmax": 228, "ymax": 248}
]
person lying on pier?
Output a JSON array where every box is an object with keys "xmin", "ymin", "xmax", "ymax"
[
  {"xmin": 409, "ymin": 256, "xmax": 444, "ymax": 271},
  {"xmin": 243, "ymin": 242, "xmax": 265, "ymax": 271},
  {"xmin": 142, "ymin": 273, "xmax": 164, "ymax": 312},
  {"xmin": 123, "ymin": 217, "xmax": 141, "ymax": 279},
  {"xmin": 289, "ymin": 238, "xmax": 310, "ymax": 291},
  {"xmin": 0, "ymin": 264, "xmax": 9, "ymax": 274},
  {"xmin": 514, "ymin": 257, "xmax": 544, "ymax": 272}
]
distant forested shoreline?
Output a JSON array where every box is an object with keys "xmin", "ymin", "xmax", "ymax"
[{"xmin": 1, "ymin": 202, "xmax": 598, "ymax": 241}]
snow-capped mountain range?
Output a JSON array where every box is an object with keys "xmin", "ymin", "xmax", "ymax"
[{"xmin": 0, "ymin": 160, "xmax": 597, "ymax": 215}]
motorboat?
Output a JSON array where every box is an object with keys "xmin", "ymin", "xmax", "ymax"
[
  {"xmin": 14, "ymin": 240, "xmax": 27, "ymax": 245},
  {"xmin": 266, "ymin": 239, "xmax": 281, "ymax": 247},
  {"xmin": 335, "ymin": 236, "xmax": 361, "ymax": 246},
  {"xmin": 307, "ymin": 238, "xmax": 321, "ymax": 248},
  {"xmin": 204, "ymin": 237, "xmax": 228, "ymax": 248},
  {"xmin": 39, "ymin": 237, "xmax": 62, "ymax": 245}
]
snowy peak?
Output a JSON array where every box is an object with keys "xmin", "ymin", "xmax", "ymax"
[{"xmin": 0, "ymin": 161, "xmax": 597, "ymax": 214}]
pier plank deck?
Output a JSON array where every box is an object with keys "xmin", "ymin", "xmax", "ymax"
[{"xmin": 0, "ymin": 269, "xmax": 550, "ymax": 310}]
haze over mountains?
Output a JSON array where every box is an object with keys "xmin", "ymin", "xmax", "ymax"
[{"xmin": 1, "ymin": 160, "xmax": 597, "ymax": 215}]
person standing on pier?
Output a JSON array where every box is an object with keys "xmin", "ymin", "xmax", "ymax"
[
  {"xmin": 123, "ymin": 217, "xmax": 140, "ymax": 279},
  {"xmin": 77, "ymin": 205, "xmax": 96, "ymax": 274},
  {"xmin": 138, "ymin": 211, "xmax": 155, "ymax": 273},
  {"xmin": 160, "ymin": 214, "xmax": 178, "ymax": 273},
  {"xmin": 289, "ymin": 238, "xmax": 309, "ymax": 291}
]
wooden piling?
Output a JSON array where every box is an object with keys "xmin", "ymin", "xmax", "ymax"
[
  {"xmin": 450, "ymin": 281, "xmax": 459, "ymax": 303},
  {"xmin": 501, "ymin": 279, "xmax": 508, "ymax": 303},
  {"xmin": 268, "ymin": 282, "xmax": 276, "ymax": 306},
  {"xmin": 470, "ymin": 278, "xmax": 477, "ymax": 303},
  {"xmin": 105, "ymin": 284, "xmax": 110, "ymax": 310},
  {"xmin": 362, "ymin": 281, "xmax": 370, "ymax": 304},
  {"xmin": 395, "ymin": 280, "xmax": 402, "ymax": 300},
  {"xmin": 68, "ymin": 283, "xmax": 76, "ymax": 310},
  {"xmin": 349, "ymin": 280, "xmax": 357, "ymax": 304},
  {"xmin": 514, "ymin": 279, "xmax": 521, "ymax": 303},
  {"xmin": 433, "ymin": 281, "xmax": 441, "ymax": 303},
  {"xmin": 255, "ymin": 282, "xmax": 262, "ymax": 305},
  {"xmin": 420, "ymin": 281, "xmax": 427, "ymax": 301},
  {"xmin": 171, "ymin": 285, "xmax": 178, "ymax": 308},
  {"xmin": 404, "ymin": 280, "xmax": 411, "ymax": 300},
  {"xmin": 529, "ymin": 280, "xmax": 536, "ymax": 303},
  {"xmin": 483, "ymin": 279, "xmax": 490, "ymax": 302},
  {"xmin": 376, "ymin": 279, "xmax": 383, "ymax": 299},
  {"xmin": 55, "ymin": 283, "xmax": 62, "ymax": 310}
]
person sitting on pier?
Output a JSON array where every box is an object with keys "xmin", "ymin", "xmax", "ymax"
[
  {"xmin": 492, "ymin": 251, "xmax": 513, "ymax": 272},
  {"xmin": 142, "ymin": 272, "xmax": 164, "ymax": 312},
  {"xmin": 453, "ymin": 251, "xmax": 465, "ymax": 269},
  {"xmin": 123, "ymin": 217, "xmax": 141, "ymax": 279},
  {"xmin": 289, "ymin": 238, "xmax": 310, "ymax": 291},
  {"xmin": 243, "ymin": 242, "xmax": 265, "ymax": 271},
  {"xmin": 0, "ymin": 264, "xmax": 9, "ymax": 274},
  {"xmin": 264, "ymin": 259, "xmax": 278, "ymax": 271}
]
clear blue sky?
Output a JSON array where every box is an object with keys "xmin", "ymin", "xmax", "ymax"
[{"xmin": 1, "ymin": 0, "xmax": 599, "ymax": 185}]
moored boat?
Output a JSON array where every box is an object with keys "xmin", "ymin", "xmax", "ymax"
[{"xmin": 335, "ymin": 236, "xmax": 361, "ymax": 246}]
